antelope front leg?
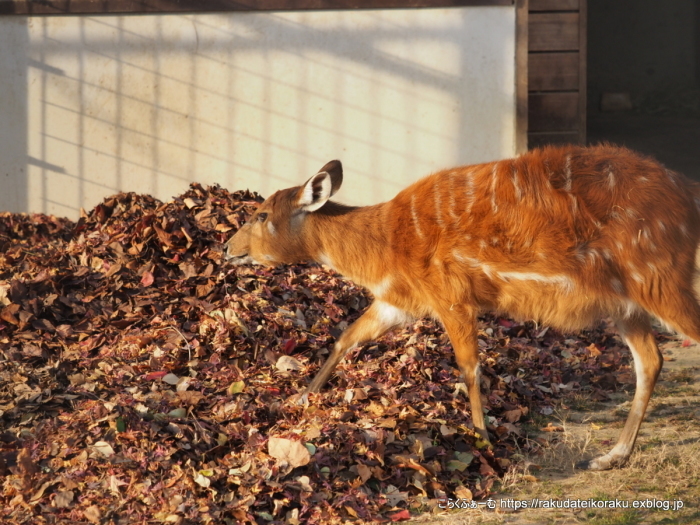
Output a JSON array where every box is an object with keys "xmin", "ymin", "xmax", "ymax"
[
  {"xmin": 438, "ymin": 306, "xmax": 490, "ymax": 444},
  {"xmin": 306, "ymin": 300, "xmax": 411, "ymax": 393},
  {"xmin": 577, "ymin": 314, "xmax": 663, "ymax": 470}
]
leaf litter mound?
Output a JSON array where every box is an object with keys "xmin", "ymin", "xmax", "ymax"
[{"xmin": 0, "ymin": 184, "xmax": 634, "ymax": 524}]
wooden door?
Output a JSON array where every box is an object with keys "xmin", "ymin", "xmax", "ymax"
[{"xmin": 528, "ymin": 0, "xmax": 587, "ymax": 148}]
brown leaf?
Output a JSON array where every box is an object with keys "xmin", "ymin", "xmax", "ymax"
[
  {"xmin": 53, "ymin": 490, "xmax": 74, "ymax": 508},
  {"xmin": 540, "ymin": 422, "xmax": 564, "ymax": 432},
  {"xmin": 179, "ymin": 262, "xmax": 198, "ymax": 279},
  {"xmin": 357, "ymin": 463, "xmax": 372, "ymax": 483},
  {"xmin": 83, "ymin": 505, "xmax": 102, "ymax": 524},
  {"xmin": 177, "ymin": 390, "xmax": 204, "ymax": 406},
  {"xmin": 587, "ymin": 343, "xmax": 603, "ymax": 356},
  {"xmin": 0, "ymin": 304, "xmax": 19, "ymax": 325},
  {"xmin": 275, "ymin": 355, "xmax": 303, "ymax": 372},
  {"xmin": 140, "ymin": 270, "xmax": 155, "ymax": 287},
  {"xmin": 16, "ymin": 447, "xmax": 38, "ymax": 482},
  {"xmin": 503, "ymin": 408, "xmax": 522, "ymax": 423},
  {"xmin": 268, "ymin": 437, "xmax": 310, "ymax": 468},
  {"xmin": 454, "ymin": 485, "xmax": 473, "ymax": 501}
]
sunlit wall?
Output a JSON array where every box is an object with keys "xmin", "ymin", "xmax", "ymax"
[{"xmin": 0, "ymin": 8, "xmax": 517, "ymax": 219}]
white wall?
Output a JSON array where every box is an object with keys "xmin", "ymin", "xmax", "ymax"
[{"xmin": 0, "ymin": 8, "xmax": 517, "ymax": 219}]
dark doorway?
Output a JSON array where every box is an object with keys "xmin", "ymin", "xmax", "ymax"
[{"xmin": 587, "ymin": 0, "xmax": 700, "ymax": 181}]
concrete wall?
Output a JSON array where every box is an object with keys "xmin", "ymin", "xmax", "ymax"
[
  {"xmin": 588, "ymin": 0, "xmax": 699, "ymax": 109},
  {"xmin": 0, "ymin": 8, "xmax": 517, "ymax": 219}
]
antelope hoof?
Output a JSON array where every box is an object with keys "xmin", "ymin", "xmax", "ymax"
[{"xmin": 575, "ymin": 453, "xmax": 628, "ymax": 471}]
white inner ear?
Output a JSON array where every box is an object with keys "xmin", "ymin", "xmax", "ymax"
[{"xmin": 301, "ymin": 172, "xmax": 332, "ymax": 212}]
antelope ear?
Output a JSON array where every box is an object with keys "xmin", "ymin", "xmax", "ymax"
[
  {"xmin": 298, "ymin": 160, "xmax": 343, "ymax": 212},
  {"xmin": 318, "ymin": 160, "xmax": 343, "ymax": 195}
]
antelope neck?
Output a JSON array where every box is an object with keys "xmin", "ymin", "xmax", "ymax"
[{"xmin": 305, "ymin": 202, "xmax": 389, "ymax": 287}]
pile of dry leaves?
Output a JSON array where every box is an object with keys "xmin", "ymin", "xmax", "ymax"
[{"xmin": 0, "ymin": 184, "xmax": 633, "ymax": 524}]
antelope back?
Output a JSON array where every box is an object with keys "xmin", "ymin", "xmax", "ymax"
[
  {"xmin": 227, "ymin": 145, "xmax": 700, "ymax": 334},
  {"xmin": 379, "ymin": 144, "xmax": 700, "ymax": 330}
]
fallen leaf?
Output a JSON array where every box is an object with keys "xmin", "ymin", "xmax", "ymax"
[
  {"xmin": 389, "ymin": 509, "xmax": 411, "ymax": 521},
  {"xmin": 194, "ymin": 471, "xmax": 211, "ymax": 488},
  {"xmin": 275, "ymin": 355, "xmax": 303, "ymax": 372},
  {"xmin": 268, "ymin": 437, "xmax": 310, "ymax": 468},
  {"xmin": 228, "ymin": 380, "xmax": 245, "ymax": 394},
  {"xmin": 357, "ymin": 463, "xmax": 372, "ymax": 483},
  {"xmin": 83, "ymin": 505, "xmax": 102, "ymax": 524},
  {"xmin": 144, "ymin": 371, "xmax": 168, "ymax": 381},
  {"xmin": 91, "ymin": 441, "xmax": 115, "ymax": 457},
  {"xmin": 540, "ymin": 422, "xmax": 564, "ymax": 432},
  {"xmin": 162, "ymin": 373, "xmax": 180, "ymax": 385},
  {"xmin": 454, "ymin": 485, "xmax": 473, "ymax": 501},
  {"xmin": 140, "ymin": 271, "xmax": 155, "ymax": 287},
  {"xmin": 53, "ymin": 490, "xmax": 74, "ymax": 508}
]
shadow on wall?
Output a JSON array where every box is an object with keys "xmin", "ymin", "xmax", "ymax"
[
  {"xmin": 0, "ymin": 17, "xmax": 28, "ymax": 214},
  {"xmin": 0, "ymin": 9, "xmax": 516, "ymax": 218}
]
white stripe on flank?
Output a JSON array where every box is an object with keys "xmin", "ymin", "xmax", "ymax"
[
  {"xmin": 563, "ymin": 155, "xmax": 572, "ymax": 192},
  {"xmin": 448, "ymin": 172, "xmax": 459, "ymax": 221},
  {"xmin": 496, "ymin": 271, "xmax": 575, "ymax": 293},
  {"xmin": 569, "ymin": 193, "xmax": 578, "ymax": 214},
  {"xmin": 452, "ymin": 252, "xmax": 574, "ymax": 291},
  {"xmin": 490, "ymin": 163, "xmax": 499, "ymax": 213},
  {"xmin": 666, "ymin": 169, "xmax": 678, "ymax": 187},
  {"xmin": 611, "ymin": 278, "xmax": 624, "ymax": 294},
  {"xmin": 452, "ymin": 250, "xmax": 479, "ymax": 266},
  {"xmin": 512, "ymin": 169, "xmax": 522, "ymax": 200},
  {"xmin": 411, "ymin": 194, "xmax": 424, "ymax": 239},
  {"xmin": 465, "ymin": 170, "xmax": 476, "ymax": 215},
  {"xmin": 607, "ymin": 166, "xmax": 616, "ymax": 188},
  {"xmin": 434, "ymin": 182, "xmax": 444, "ymax": 227},
  {"xmin": 452, "ymin": 250, "xmax": 494, "ymax": 278}
]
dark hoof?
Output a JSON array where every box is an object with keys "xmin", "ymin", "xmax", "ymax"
[{"xmin": 575, "ymin": 458, "xmax": 597, "ymax": 470}]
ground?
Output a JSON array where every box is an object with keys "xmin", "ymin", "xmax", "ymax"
[{"xmin": 413, "ymin": 332, "xmax": 700, "ymax": 525}]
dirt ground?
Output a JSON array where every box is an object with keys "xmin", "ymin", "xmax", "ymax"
[
  {"xmin": 409, "ymin": 113, "xmax": 700, "ymax": 525},
  {"xmin": 413, "ymin": 331, "xmax": 700, "ymax": 525}
]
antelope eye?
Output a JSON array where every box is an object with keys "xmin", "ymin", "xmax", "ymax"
[{"xmin": 257, "ymin": 212, "xmax": 268, "ymax": 222}]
